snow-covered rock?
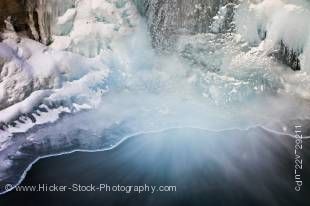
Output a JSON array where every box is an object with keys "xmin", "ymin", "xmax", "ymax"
[
  {"xmin": 235, "ymin": 0, "xmax": 310, "ymax": 71},
  {"xmin": 0, "ymin": 36, "xmax": 109, "ymax": 113},
  {"xmin": 0, "ymin": 0, "xmax": 140, "ymax": 119},
  {"xmin": 51, "ymin": 0, "xmax": 139, "ymax": 57}
]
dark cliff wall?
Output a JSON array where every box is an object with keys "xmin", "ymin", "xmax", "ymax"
[
  {"xmin": 274, "ymin": 41, "xmax": 301, "ymax": 71},
  {"xmin": 0, "ymin": 0, "xmax": 49, "ymax": 43},
  {"xmin": 259, "ymin": 32, "xmax": 301, "ymax": 71},
  {"xmin": 0, "ymin": 0, "xmax": 74, "ymax": 45},
  {"xmin": 0, "ymin": 0, "xmax": 31, "ymax": 36}
]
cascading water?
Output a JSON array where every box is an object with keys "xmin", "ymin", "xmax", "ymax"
[
  {"xmin": 0, "ymin": 0, "xmax": 310, "ymax": 195},
  {"xmin": 133, "ymin": 0, "xmax": 238, "ymax": 49}
]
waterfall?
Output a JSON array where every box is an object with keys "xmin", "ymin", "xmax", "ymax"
[
  {"xmin": 133, "ymin": 0, "xmax": 239, "ymax": 50},
  {"xmin": 1, "ymin": 0, "xmax": 310, "ymax": 195}
]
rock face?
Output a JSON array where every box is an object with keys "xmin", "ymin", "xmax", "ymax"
[
  {"xmin": 134, "ymin": 0, "xmax": 301, "ymax": 71},
  {"xmin": 259, "ymin": 33, "xmax": 301, "ymax": 71},
  {"xmin": 274, "ymin": 41, "xmax": 301, "ymax": 71},
  {"xmin": 0, "ymin": 0, "xmax": 75, "ymax": 45},
  {"xmin": 133, "ymin": 0, "xmax": 238, "ymax": 50},
  {"xmin": 0, "ymin": 0, "xmax": 31, "ymax": 37},
  {"xmin": 0, "ymin": 0, "xmax": 302, "ymax": 73}
]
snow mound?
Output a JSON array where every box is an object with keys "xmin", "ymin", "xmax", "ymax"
[
  {"xmin": 235, "ymin": 0, "xmax": 310, "ymax": 72},
  {"xmin": 51, "ymin": 0, "xmax": 139, "ymax": 57},
  {"xmin": 0, "ymin": 0, "xmax": 140, "ymax": 147},
  {"xmin": 0, "ymin": 37, "xmax": 109, "ymax": 114}
]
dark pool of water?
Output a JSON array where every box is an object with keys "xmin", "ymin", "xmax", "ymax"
[{"xmin": 0, "ymin": 127, "xmax": 309, "ymax": 206}]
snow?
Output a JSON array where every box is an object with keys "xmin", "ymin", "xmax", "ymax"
[
  {"xmin": 51, "ymin": 0, "xmax": 139, "ymax": 57},
  {"xmin": 0, "ymin": 36, "xmax": 111, "ymax": 114},
  {"xmin": 210, "ymin": 5, "xmax": 228, "ymax": 33},
  {"xmin": 54, "ymin": 8, "xmax": 77, "ymax": 35},
  {"xmin": 0, "ymin": 0, "xmax": 139, "ymax": 148},
  {"xmin": 2, "ymin": 0, "xmax": 310, "ymax": 186},
  {"xmin": 235, "ymin": 0, "xmax": 310, "ymax": 72},
  {"xmin": 0, "ymin": 90, "xmax": 51, "ymax": 123},
  {"xmin": 1, "ymin": 0, "xmax": 310, "ymax": 155}
]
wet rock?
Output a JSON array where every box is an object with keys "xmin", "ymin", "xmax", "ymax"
[
  {"xmin": 274, "ymin": 41, "xmax": 301, "ymax": 71},
  {"xmin": 0, "ymin": 0, "xmax": 75, "ymax": 45},
  {"xmin": 259, "ymin": 30, "xmax": 301, "ymax": 71},
  {"xmin": 134, "ymin": 0, "xmax": 239, "ymax": 51},
  {"xmin": 0, "ymin": 0, "xmax": 32, "ymax": 37}
]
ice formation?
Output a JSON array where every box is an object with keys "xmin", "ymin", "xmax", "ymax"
[
  {"xmin": 1, "ymin": 0, "xmax": 310, "ymax": 193},
  {"xmin": 0, "ymin": 0, "xmax": 138, "ymax": 145}
]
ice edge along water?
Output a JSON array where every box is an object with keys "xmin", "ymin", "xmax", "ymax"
[
  {"xmin": 1, "ymin": 0, "xmax": 310, "ymax": 191},
  {"xmin": 0, "ymin": 125, "xmax": 303, "ymax": 196}
]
